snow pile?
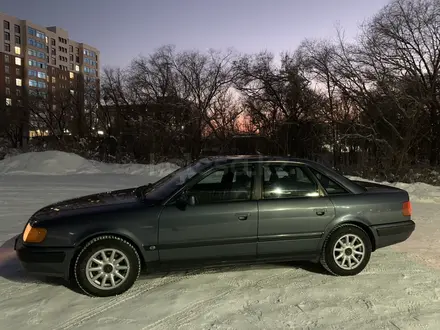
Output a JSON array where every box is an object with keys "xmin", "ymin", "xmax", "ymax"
[
  {"xmin": 0, "ymin": 151, "xmax": 179, "ymax": 176},
  {"xmin": 1, "ymin": 151, "xmax": 439, "ymax": 203}
]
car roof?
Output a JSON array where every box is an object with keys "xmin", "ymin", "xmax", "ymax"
[{"xmin": 199, "ymin": 155, "xmax": 319, "ymax": 165}]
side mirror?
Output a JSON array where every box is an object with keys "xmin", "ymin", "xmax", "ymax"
[{"xmin": 176, "ymin": 192, "xmax": 196, "ymax": 209}]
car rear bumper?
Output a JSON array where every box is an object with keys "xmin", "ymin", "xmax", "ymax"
[
  {"xmin": 14, "ymin": 235, "xmax": 74, "ymax": 280},
  {"xmin": 372, "ymin": 220, "xmax": 415, "ymax": 249}
]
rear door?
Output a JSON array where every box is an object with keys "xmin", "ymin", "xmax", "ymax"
[{"xmin": 256, "ymin": 162, "xmax": 336, "ymax": 259}]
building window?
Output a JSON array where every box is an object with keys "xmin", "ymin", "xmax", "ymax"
[
  {"xmin": 15, "ymin": 68, "xmax": 20, "ymax": 76},
  {"xmin": 4, "ymin": 32, "xmax": 10, "ymax": 41},
  {"xmin": 70, "ymin": 89, "xmax": 75, "ymax": 95},
  {"xmin": 69, "ymin": 72, "xmax": 74, "ymax": 79},
  {"xmin": 36, "ymin": 31, "xmax": 45, "ymax": 39},
  {"xmin": 6, "ymin": 98, "xmax": 12, "ymax": 106},
  {"xmin": 52, "ymin": 77, "xmax": 56, "ymax": 83},
  {"xmin": 14, "ymin": 46, "xmax": 20, "ymax": 55},
  {"xmin": 52, "ymin": 86, "xmax": 56, "ymax": 93},
  {"xmin": 4, "ymin": 43, "xmax": 10, "ymax": 52},
  {"xmin": 15, "ymin": 35, "xmax": 20, "ymax": 44},
  {"xmin": 16, "ymin": 78, "xmax": 22, "ymax": 86},
  {"xmin": 37, "ymin": 71, "xmax": 46, "ymax": 79},
  {"xmin": 37, "ymin": 81, "xmax": 46, "ymax": 88},
  {"xmin": 5, "ymin": 76, "xmax": 10, "ymax": 84},
  {"xmin": 28, "ymin": 70, "xmax": 37, "ymax": 77},
  {"xmin": 16, "ymin": 89, "xmax": 21, "ymax": 97},
  {"xmin": 14, "ymin": 24, "xmax": 20, "ymax": 34},
  {"xmin": 15, "ymin": 57, "xmax": 21, "ymax": 66},
  {"xmin": 69, "ymin": 45, "xmax": 73, "ymax": 52},
  {"xmin": 75, "ymin": 65, "xmax": 80, "ymax": 72},
  {"xmin": 51, "ymin": 38, "xmax": 55, "ymax": 46},
  {"xmin": 4, "ymin": 21, "xmax": 10, "ymax": 30},
  {"xmin": 29, "ymin": 79, "xmax": 37, "ymax": 87},
  {"xmin": 51, "ymin": 57, "xmax": 56, "ymax": 65},
  {"xmin": 5, "ymin": 55, "xmax": 9, "ymax": 63},
  {"xmin": 17, "ymin": 99, "xmax": 22, "ymax": 106},
  {"xmin": 5, "ymin": 87, "xmax": 10, "ymax": 96},
  {"xmin": 5, "ymin": 65, "xmax": 9, "ymax": 73}
]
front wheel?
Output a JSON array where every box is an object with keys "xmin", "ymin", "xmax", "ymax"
[
  {"xmin": 320, "ymin": 224, "xmax": 372, "ymax": 276},
  {"xmin": 74, "ymin": 235, "xmax": 141, "ymax": 297}
]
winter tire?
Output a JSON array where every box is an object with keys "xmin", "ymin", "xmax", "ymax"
[
  {"xmin": 74, "ymin": 235, "xmax": 141, "ymax": 297},
  {"xmin": 320, "ymin": 224, "xmax": 372, "ymax": 276}
]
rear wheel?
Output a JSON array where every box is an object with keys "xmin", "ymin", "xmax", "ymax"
[
  {"xmin": 74, "ymin": 236, "xmax": 141, "ymax": 297},
  {"xmin": 320, "ymin": 224, "xmax": 372, "ymax": 276}
]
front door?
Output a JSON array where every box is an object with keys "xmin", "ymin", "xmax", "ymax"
[
  {"xmin": 257, "ymin": 162, "xmax": 336, "ymax": 259},
  {"xmin": 158, "ymin": 163, "xmax": 258, "ymax": 262}
]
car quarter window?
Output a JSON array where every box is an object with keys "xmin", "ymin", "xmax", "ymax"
[
  {"xmin": 187, "ymin": 163, "xmax": 256, "ymax": 204},
  {"xmin": 262, "ymin": 163, "xmax": 320, "ymax": 199},
  {"xmin": 309, "ymin": 168, "xmax": 350, "ymax": 195}
]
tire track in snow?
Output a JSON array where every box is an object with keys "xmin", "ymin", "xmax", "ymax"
[
  {"xmin": 141, "ymin": 269, "xmax": 294, "ymax": 330},
  {"xmin": 50, "ymin": 268, "xmax": 223, "ymax": 330}
]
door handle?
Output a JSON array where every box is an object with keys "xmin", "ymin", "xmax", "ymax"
[
  {"xmin": 315, "ymin": 209, "xmax": 326, "ymax": 216},
  {"xmin": 236, "ymin": 213, "xmax": 250, "ymax": 220}
]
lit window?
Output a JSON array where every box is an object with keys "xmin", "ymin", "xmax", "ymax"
[
  {"xmin": 75, "ymin": 65, "xmax": 80, "ymax": 72},
  {"xmin": 16, "ymin": 78, "xmax": 22, "ymax": 86},
  {"xmin": 14, "ymin": 46, "xmax": 21, "ymax": 55},
  {"xmin": 15, "ymin": 57, "xmax": 21, "ymax": 66},
  {"xmin": 37, "ymin": 71, "xmax": 46, "ymax": 79},
  {"xmin": 69, "ymin": 72, "xmax": 74, "ymax": 79},
  {"xmin": 29, "ymin": 79, "xmax": 38, "ymax": 87},
  {"xmin": 52, "ymin": 77, "xmax": 56, "ymax": 83},
  {"xmin": 70, "ymin": 89, "xmax": 74, "ymax": 95},
  {"xmin": 6, "ymin": 98, "xmax": 12, "ymax": 106}
]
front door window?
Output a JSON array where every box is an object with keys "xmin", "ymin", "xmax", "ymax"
[{"xmin": 188, "ymin": 164, "xmax": 256, "ymax": 204}]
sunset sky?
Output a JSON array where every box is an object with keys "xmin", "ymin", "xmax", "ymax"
[{"xmin": 2, "ymin": 0, "xmax": 391, "ymax": 68}]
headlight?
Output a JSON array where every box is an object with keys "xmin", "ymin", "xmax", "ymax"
[{"xmin": 23, "ymin": 223, "xmax": 47, "ymax": 243}]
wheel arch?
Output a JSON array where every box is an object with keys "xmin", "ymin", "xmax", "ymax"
[
  {"xmin": 320, "ymin": 219, "xmax": 377, "ymax": 252},
  {"xmin": 69, "ymin": 230, "xmax": 147, "ymax": 280}
]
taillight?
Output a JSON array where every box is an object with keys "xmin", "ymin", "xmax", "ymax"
[{"xmin": 402, "ymin": 201, "xmax": 412, "ymax": 216}]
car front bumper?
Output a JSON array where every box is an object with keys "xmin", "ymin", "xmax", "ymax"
[
  {"xmin": 14, "ymin": 235, "xmax": 75, "ymax": 280},
  {"xmin": 373, "ymin": 220, "xmax": 416, "ymax": 249}
]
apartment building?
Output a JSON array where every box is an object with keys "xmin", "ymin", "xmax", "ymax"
[{"xmin": 0, "ymin": 12, "xmax": 100, "ymax": 139}]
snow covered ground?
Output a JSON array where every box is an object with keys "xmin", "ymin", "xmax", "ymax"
[{"xmin": 1, "ymin": 151, "xmax": 440, "ymax": 329}]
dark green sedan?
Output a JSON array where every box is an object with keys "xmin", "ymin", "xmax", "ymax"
[{"xmin": 15, "ymin": 156, "xmax": 415, "ymax": 297}]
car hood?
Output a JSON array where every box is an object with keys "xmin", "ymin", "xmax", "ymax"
[{"xmin": 32, "ymin": 187, "xmax": 154, "ymax": 220}]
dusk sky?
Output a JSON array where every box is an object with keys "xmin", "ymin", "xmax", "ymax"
[{"xmin": 1, "ymin": 0, "xmax": 390, "ymax": 68}]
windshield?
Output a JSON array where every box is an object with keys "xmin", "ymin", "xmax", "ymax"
[{"xmin": 140, "ymin": 159, "xmax": 212, "ymax": 200}]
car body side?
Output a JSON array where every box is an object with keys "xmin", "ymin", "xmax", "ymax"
[{"xmin": 14, "ymin": 157, "xmax": 415, "ymax": 280}]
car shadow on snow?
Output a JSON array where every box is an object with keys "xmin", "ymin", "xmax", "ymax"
[{"xmin": 0, "ymin": 235, "xmax": 328, "ymax": 296}]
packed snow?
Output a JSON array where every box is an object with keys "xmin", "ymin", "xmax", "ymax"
[
  {"xmin": 0, "ymin": 151, "xmax": 440, "ymax": 329},
  {"xmin": 0, "ymin": 150, "xmax": 179, "ymax": 176}
]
